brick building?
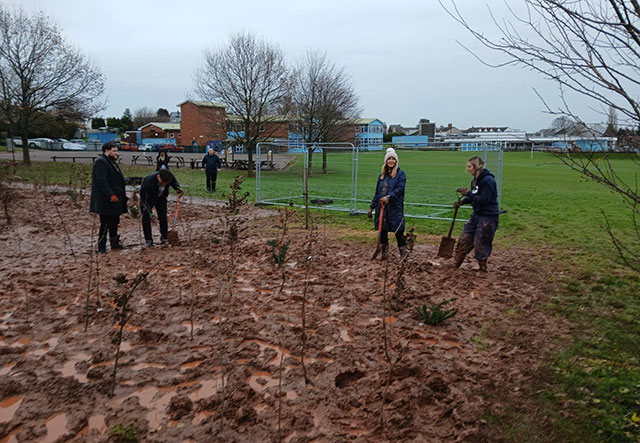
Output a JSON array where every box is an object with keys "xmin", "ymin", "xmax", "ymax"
[
  {"xmin": 178, "ymin": 100, "xmax": 226, "ymax": 148},
  {"xmin": 138, "ymin": 122, "xmax": 181, "ymax": 143}
]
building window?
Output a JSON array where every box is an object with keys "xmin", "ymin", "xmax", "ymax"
[
  {"xmin": 169, "ymin": 132, "xmax": 174, "ymax": 137},
  {"xmin": 217, "ymin": 122, "xmax": 221, "ymax": 126},
  {"xmin": 216, "ymin": 110, "xmax": 220, "ymax": 115}
]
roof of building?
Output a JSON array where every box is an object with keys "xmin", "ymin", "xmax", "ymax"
[
  {"xmin": 138, "ymin": 122, "xmax": 181, "ymax": 131},
  {"xmin": 353, "ymin": 118, "xmax": 383, "ymax": 125},
  {"xmin": 226, "ymin": 114, "xmax": 290, "ymax": 123},
  {"xmin": 177, "ymin": 100, "xmax": 227, "ymax": 109}
]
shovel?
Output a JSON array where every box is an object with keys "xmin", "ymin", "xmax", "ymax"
[
  {"xmin": 372, "ymin": 204, "xmax": 385, "ymax": 260},
  {"xmin": 167, "ymin": 194, "xmax": 182, "ymax": 246},
  {"xmin": 437, "ymin": 199, "xmax": 460, "ymax": 259}
]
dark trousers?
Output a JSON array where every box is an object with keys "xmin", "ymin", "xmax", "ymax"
[
  {"xmin": 141, "ymin": 199, "xmax": 168, "ymax": 242},
  {"xmin": 98, "ymin": 214, "xmax": 119, "ymax": 248},
  {"xmin": 456, "ymin": 214, "xmax": 499, "ymax": 261},
  {"xmin": 380, "ymin": 229, "xmax": 406, "ymax": 247},
  {"xmin": 205, "ymin": 170, "xmax": 217, "ymax": 191}
]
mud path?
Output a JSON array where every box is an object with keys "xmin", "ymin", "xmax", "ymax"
[{"xmin": 0, "ymin": 186, "xmax": 564, "ymax": 442}]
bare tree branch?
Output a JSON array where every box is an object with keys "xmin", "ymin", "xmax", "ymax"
[{"xmin": 0, "ymin": 5, "xmax": 105, "ymax": 165}]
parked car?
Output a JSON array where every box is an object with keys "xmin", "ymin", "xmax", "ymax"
[
  {"xmin": 138, "ymin": 143, "xmax": 154, "ymax": 152},
  {"xmin": 120, "ymin": 143, "xmax": 138, "ymax": 152},
  {"xmin": 28, "ymin": 138, "xmax": 54, "ymax": 149},
  {"xmin": 10, "ymin": 137, "xmax": 23, "ymax": 147},
  {"xmin": 56, "ymin": 138, "xmax": 86, "ymax": 151},
  {"xmin": 155, "ymin": 143, "xmax": 184, "ymax": 152},
  {"xmin": 69, "ymin": 139, "xmax": 87, "ymax": 149}
]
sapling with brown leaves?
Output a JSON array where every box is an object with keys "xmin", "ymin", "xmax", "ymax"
[
  {"xmin": 379, "ymin": 252, "xmax": 410, "ymax": 431},
  {"xmin": 267, "ymin": 205, "xmax": 296, "ymax": 295},
  {"xmin": 110, "ymin": 262, "xmax": 160, "ymax": 397},
  {"xmin": 300, "ymin": 222, "xmax": 317, "ymax": 386},
  {"xmin": 394, "ymin": 227, "xmax": 417, "ymax": 299}
]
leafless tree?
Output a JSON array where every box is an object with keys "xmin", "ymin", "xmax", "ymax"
[
  {"xmin": 194, "ymin": 31, "xmax": 289, "ymax": 176},
  {"xmin": 132, "ymin": 106, "xmax": 157, "ymax": 129},
  {"xmin": 289, "ymin": 51, "xmax": 361, "ymax": 173},
  {"xmin": 0, "ymin": 6, "xmax": 105, "ymax": 165},
  {"xmin": 441, "ymin": 0, "xmax": 640, "ymax": 271}
]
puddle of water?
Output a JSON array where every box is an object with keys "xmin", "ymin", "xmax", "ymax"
[
  {"xmin": 279, "ymin": 320, "xmax": 295, "ymax": 327},
  {"xmin": 92, "ymin": 360, "xmax": 114, "ymax": 368},
  {"xmin": 133, "ymin": 362, "xmax": 166, "ymax": 371},
  {"xmin": 1, "ymin": 425, "xmax": 22, "ymax": 443},
  {"xmin": 180, "ymin": 360, "xmax": 203, "ymax": 371},
  {"xmin": 43, "ymin": 413, "xmax": 68, "ymax": 443},
  {"xmin": 132, "ymin": 386, "xmax": 176, "ymax": 431},
  {"xmin": 180, "ymin": 321, "xmax": 202, "ymax": 332},
  {"xmin": 254, "ymin": 404, "xmax": 268, "ymax": 414},
  {"xmin": 286, "ymin": 390, "xmax": 298, "ymax": 401},
  {"xmin": 56, "ymin": 306, "xmax": 68, "ymax": 315},
  {"xmin": 369, "ymin": 316, "xmax": 398, "ymax": 324},
  {"xmin": 89, "ymin": 414, "xmax": 106, "ymax": 433},
  {"xmin": 0, "ymin": 363, "xmax": 16, "ymax": 377},
  {"xmin": 242, "ymin": 339, "xmax": 291, "ymax": 365},
  {"xmin": 192, "ymin": 410, "xmax": 214, "ymax": 425},
  {"xmin": 247, "ymin": 371, "xmax": 280, "ymax": 392},
  {"xmin": 339, "ymin": 328, "xmax": 351, "ymax": 342},
  {"xmin": 120, "ymin": 341, "xmax": 134, "ymax": 352},
  {"xmin": 440, "ymin": 340, "xmax": 462, "ymax": 349},
  {"xmin": 61, "ymin": 352, "xmax": 90, "ymax": 383},
  {"xmin": 324, "ymin": 303, "xmax": 344, "ymax": 315},
  {"xmin": 112, "ymin": 323, "xmax": 140, "ymax": 333},
  {"xmin": 0, "ymin": 395, "xmax": 23, "ymax": 424},
  {"xmin": 188, "ymin": 377, "xmax": 225, "ymax": 402},
  {"xmin": 10, "ymin": 337, "xmax": 32, "ymax": 347},
  {"xmin": 236, "ymin": 358, "xmax": 248, "ymax": 365}
]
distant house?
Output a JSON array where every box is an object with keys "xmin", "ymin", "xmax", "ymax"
[
  {"xmin": 138, "ymin": 122, "xmax": 181, "ymax": 145},
  {"xmin": 354, "ymin": 118, "xmax": 384, "ymax": 150},
  {"xmin": 178, "ymin": 100, "xmax": 226, "ymax": 148}
]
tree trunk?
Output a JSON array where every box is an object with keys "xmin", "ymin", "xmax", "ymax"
[
  {"xmin": 247, "ymin": 146, "xmax": 255, "ymax": 178},
  {"xmin": 20, "ymin": 134, "xmax": 31, "ymax": 166},
  {"xmin": 307, "ymin": 148, "xmax": 314, "ymax": 178},
  {"xmin": 322, "ymin": 149, "xmax": 328, "ymax": 174}
]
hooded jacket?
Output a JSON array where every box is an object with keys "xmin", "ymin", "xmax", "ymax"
[
  {"xmin": 370, "ymin": 167, "xmax": 406, "ymax": 232},
  {"xmin": 462, "ymin": 168, "xmax": 500, "ymax": 216}
]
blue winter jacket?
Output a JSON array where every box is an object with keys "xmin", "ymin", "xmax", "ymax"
[
  {"xmin": 462, "ymin": 168, "xmax": 500, "ymax": 217},
  {"xmin": 370, "ymin": 167, "xmax": 406, "ymax": 232}
]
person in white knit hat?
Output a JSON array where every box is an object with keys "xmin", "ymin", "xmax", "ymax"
[{"xmin": 367, "ymin": 147, "xmax": 407, "ymax": 259}]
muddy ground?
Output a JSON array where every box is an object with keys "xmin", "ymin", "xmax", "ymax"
[{"xmin": 0, "ymin": 185, "xmax": 565, "ymax": 442}]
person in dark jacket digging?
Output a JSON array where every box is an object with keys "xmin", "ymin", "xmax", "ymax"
[
  {"xmin": 90, "ymin": 141, "xmax": 128, "ymax": 253},
  {"xmin": 201, "ymin": 147, "xmax": 222, "ymax": 192},
  {"xmin": 367, "ymin": 147, "xmax": 407, "ymax": 260},
  {"xmin": 453, "ymin": 155, "xmax": 500, "ymax": 272},
  {"xmin": 140, "ymin": 168, "xmax": 183, "ymax": 247}
]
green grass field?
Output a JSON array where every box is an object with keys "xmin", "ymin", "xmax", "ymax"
[{"xmin": 1, "ymin": 151, "xmax": 639, "ymax": 441}]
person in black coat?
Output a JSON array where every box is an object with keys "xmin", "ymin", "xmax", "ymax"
[
  {"xmin": 453, "ymin": 155, "xmax": 500, "ymax": 272},
  {"xmin": 201, "ymin": 147, "xmax": 222, "ymax": 192},
  {"xmin": 140, "ymin": 168, "xmax": 183, "ymax": 247},
  {"xmin": 90, "ymin": 141, "xmax": 128, "ymax": 253},
  {"xmin": 156, "ymin": 150, "xmax": 170, "ymax": 171}
]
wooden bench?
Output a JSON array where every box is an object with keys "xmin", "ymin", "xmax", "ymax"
[
  {"xmin": 52, "ymin": 156, "xmax": 100, "ymax": 163},
  {"xmin": 131, "ymin": 155, "xmax": 153, "ymax": 166},
  {"xmin": 228, "ymin": 160, "xmax": 274, "ymax": 170}
]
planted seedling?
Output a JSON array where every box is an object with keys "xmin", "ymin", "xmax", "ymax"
[{"xmin": 416, "ymin": 298, "xmax": 458, "ymax": 326}]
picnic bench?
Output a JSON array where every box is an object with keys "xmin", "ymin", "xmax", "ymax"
[
  {"xmin": 131, "ymin": 155, "xmax": 153, "ymax": 166},
  {"xmin": 52, "ymin": 156, "xmax": 100, "ymax": 163}
]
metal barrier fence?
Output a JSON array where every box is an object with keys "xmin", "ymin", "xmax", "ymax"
[{"xmin": 256, "ymin": 142, "xmax": 504, "ymax": 221}]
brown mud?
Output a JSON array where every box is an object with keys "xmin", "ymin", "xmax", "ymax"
[{"xmin": 0, "ymin": 186, "xmax": 565, "ymax": 442}]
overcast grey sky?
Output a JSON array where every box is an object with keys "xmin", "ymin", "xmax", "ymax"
[{"xmin": 6, "ymin": 0, "xmax": 609, "ymax": 131}]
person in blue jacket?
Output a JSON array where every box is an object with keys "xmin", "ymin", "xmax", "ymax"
[
  {"xmin": 201, "ymin": 147, "xmax": 222, "ymax": 192},
  {"xmin": 367, "ymin": 148, "xmax": 407, "ymax": 260},
  {"xmin": 453, "ymin": 156, "xmax": 500, "ymax": 272}
]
